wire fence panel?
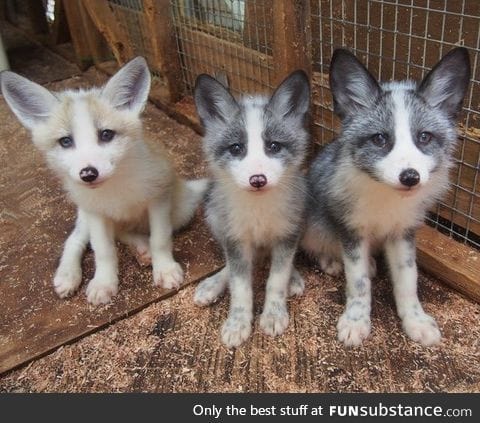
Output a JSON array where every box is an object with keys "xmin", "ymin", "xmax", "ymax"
[
  {"xmin": 102, "ymin": 0, "xmax": 479, "ymax": 250},
  {"xmin": 310, "ymin": 0, "xmax": 479, "ymax": 249},
  {"xmin": 170, "ymin": 0, "xmax": 274, "ymax": 96}
]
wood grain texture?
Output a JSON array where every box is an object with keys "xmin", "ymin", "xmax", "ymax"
[
  {"xmin": 2, "ymin": 258, "xmax": 480, "ymax": 392},
  {"xmin": 82, "ymin": 0, "xmax": 134, "ymax": 64},
  {"xmin": 272, "ymin": 0, "xmax": 312, "ymax": 83},
  {"xmin": 417, "ymin": 225, "xmax": 480, "ymax": 303},
  {"xmin": 63, "ymin": 0, "xmax": 111, "ymax": 69},
  {"xmin": 143, "ymin": 0, "xmax": 183, "ymax": 102}
]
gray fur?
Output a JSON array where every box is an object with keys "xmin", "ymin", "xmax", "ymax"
[
  {"xmin": 303, "ymin": 48, "xmax": 470, "ymax": 347},
  {"xmin": 194, "ymin": 70, "xmax": 311, "ymax": 347}
]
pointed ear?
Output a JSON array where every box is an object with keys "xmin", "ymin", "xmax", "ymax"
[
  {"xmin": 267, "ymin": 70, "xmax": 310, "ymax": 118},
  {"xmin": 194, "ymin": 74, "xmax": 240, "ymax": 126},
  {"xmin": 102, "ymin": 56, "xmax": 151, "ymax": 113},
  {"xmin": 418, "ymin": 47, "xmax": 470, "ymax": 118},
  {"xmin": 329, "ymin": 49, "xmax": 380, "ymax": 119},
  {"xmin": 0, "ymin": 71, "xmax": 58, "ymax": 130}
]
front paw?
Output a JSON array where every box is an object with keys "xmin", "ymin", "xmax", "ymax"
[
  {"xmin": 194, "ymin": 274, "xmax": 226, "ymax": 306},
  {"xmin": 337, "ymin": 310, "xmax": 371, "ymax": 347},
  {"xmin": 221, "ymin": 311, "xmax": 252, "ymax": 348},
  {"xmin": 153, "ymin": 261, "xmax": 184, "ymax": 290},
  {"xmin": 53, "ymin": 267, "xmax": 82, "ymax": 298},
  {"xmin": 86, "ymin": 278, "xmax": 118, "ymax": 305},
  {"xmin": 259, "ymin": 302, "xmax": 289, "ymax": 337},
  {"xmin": 402, "ymin": 312, "xmax": 441, "ymax": 346}
]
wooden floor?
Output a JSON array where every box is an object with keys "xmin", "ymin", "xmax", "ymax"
[{"xmin": 1, "ymin": 23, "xmax": 479, "ymax": 393}]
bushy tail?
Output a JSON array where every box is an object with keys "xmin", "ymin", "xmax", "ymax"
[{"xmin": 171, "ymin": 177, "xmax": 209, "ymax": 230}]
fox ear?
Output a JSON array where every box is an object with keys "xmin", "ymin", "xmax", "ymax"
[
  {"xmin": 194, "ymin": 74, "xmax": 240, "ymax": 127},
  {"xmin": 329, "ymin": 49, "xmax": 380, "ymax": 119},
  {"xmin": 0, "ymin": 71, "xmax": 58, "ymax": 130},
  {"xmin": 102, "ymin": 56, "xmax": 151, "ymax": 114},
  {"xmin": 418, "ymin": 47, "xmax": 470, "ymax": 118},
  {"xmin": 267, "ymin": 70, "xmax": 310, "ymax": 118}
]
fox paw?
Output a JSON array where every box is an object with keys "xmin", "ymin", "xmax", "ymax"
[
  {"xmin": 53, "ymin": 268, "xmax": 82, "ymax": 298},
  {"xmin": 134, "ymin": 244, "xmax": 152, "ymax": 267},
  {"xmin": 337, "ymin": 311, "xmax": 371, "ymax": 347},
  {"xmin": 86, "ymin": 278, "xmax": 118, "ymax": 305},
  {"xmin": 259, "ymin": 304, "xmax": 289, "ymax": 337},
  {"xmin": 221, "ymin": 311, "xmax": 252, "ymax": 348},
  {"xmin": 402, "ymin": 313, "xmax": 441, "ymax": 346},
  {"xmin": 153, "ymin": 261, "xmax": 184, "ymax": 290},
  {"xmin": 288, "ymin": 271, "xmax": 305, "ymax": 297},
  {"xmin": 194, "ymin": 274, "xmax": 227, "ymax": 306}
]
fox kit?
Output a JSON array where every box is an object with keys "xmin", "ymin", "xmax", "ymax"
[
  {"xmin": 193, "ymin": 71, "xmax": 310, "ymax": 347},
  {"xmin": 1, "ymin": 57, "xmax": 207, "ymax": 305},
  {"xmin": 302, "ymin": 48, "xmax": 470, "ymax": 347}
]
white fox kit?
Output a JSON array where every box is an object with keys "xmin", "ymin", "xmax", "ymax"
[
  {"xmin": 193, "ymin": 71, "xmax": 310, "ymax": 347},
  {"xmin": 1, "ymin": 57, "xmax": 207, "ymax": 305},
  {"xmin": 302, "ymin": 48, "xmax": 470, "ymax": 346}
]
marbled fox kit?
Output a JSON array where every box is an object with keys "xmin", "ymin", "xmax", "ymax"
[
  {"xmin": 302, "ymin": 48, "xmax": 470, "ymax": 346},
  {"xmin": 193, "ymin": 71, "xmax": 310, "ymax": 347}
]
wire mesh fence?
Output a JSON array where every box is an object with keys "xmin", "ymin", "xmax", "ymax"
[
  {"xmin": 310, "ymin": 0, "xmax": 480, "ymax": 249},
  {"xmin": 22, "ymin": 0, "xmax": 475, "ymax": 250},
  {"xmin": 170, "ymin": 0, "xmax": 274, "ymax": 96}
]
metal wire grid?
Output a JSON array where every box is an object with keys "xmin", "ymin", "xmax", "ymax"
[
  {"xmin": 311, "ymin": 0, "xmax": 480, "ymax": 248},
  {"xmin": 170, "ymin": 0, "xmax": 274, "ymax": 96},
  {"xmin": 107, "ymin": 0, "xmax": 162, "ymax": 77}
]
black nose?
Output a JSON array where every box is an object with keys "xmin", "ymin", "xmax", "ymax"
[
  {"xmin": 399, "ymin": 168, "xmax": 420, "ymax": 187},
  {"xmin": 249, "ymin": 174, "xmax": 267, "ymax": 189},
  {"xmin": 79, "ymin": 166, "xmax": 99, "ymax": 183}
]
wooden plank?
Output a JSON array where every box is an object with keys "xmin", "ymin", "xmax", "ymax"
[
  {"xmin": 417, "ymin": 225, "xmax": 480, "ymax": 303},
  {"xmin": 82, "ymin": 0, "xmax": 134, "ymax": 65},
  {"xmin": 63, "ymin": 0, "xmax": 110, "ymax": 70},
  {"xmin": 143, "ymin": 0, "xmax": 184, "ymax": 102},
  {"xmin": 179, "ymin": 27, "xmax": 273, "ymax": 94},
  {"xmin": 272, "ymin": 0, "xmax": 311, "ymax": 84}
]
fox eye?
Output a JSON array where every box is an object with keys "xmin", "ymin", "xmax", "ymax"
[
  {"xmin": 267, "ymin": 141, "xmax": 282, "ymax": 153},
  {"xmin": 58, "ymin": 136, "xmax": 74, "ymax": 148},
  {"xmin": 371, "ymin": 133, "xmax": 388, "ymax": 148},
  {"xmin": 418, "ymin": 131, "xmax": 433, "ymax": 145},
  {"xmin": 229, "ymin": 143, "xmax": 244, "ymax": 156},
  {"xmin": 99, "ymin": 129, "xmax": 115, "ymax": 142}
]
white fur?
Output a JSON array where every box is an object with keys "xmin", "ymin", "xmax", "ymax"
[
  {"xmin": 207, "ymin": 175, "xmax": 299, "ymax": 247},
  {"xmin": 376, "ymin": 88, "xmax": 436, "ymax": 188},
  {"xmin": 229, "ymin": 101, "xmax": 284, "ymax": 189},
  {"xmin": 1, "ymin": 59, "xmax": 207, "ymax": 305}
]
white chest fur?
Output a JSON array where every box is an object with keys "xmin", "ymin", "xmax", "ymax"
[{"xmin": 209, "ymin": 182, "xmax": 299, "ymax": 248}]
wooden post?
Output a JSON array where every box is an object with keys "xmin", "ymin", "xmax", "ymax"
[
  {"xmin": 82, "ymin": 0, "xmax": 134, "ymax": 65},
  {"xmin": 272, "ymin": 0, "xmax": 312, "ymax": 85},
  {"xmin": 143, "ymin": 0, "xmax": 184, "ymax": 103},
  {"xmin": 50, "ymin": 0, "xmax": 71, "ymax": 45},
  {"xmin": 25, "ymin": 0, "xmax": 49, "ymax": 34},
  {"xmin": 63, "ymin": 0, "xmax": 111, "ymax": 70}
]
